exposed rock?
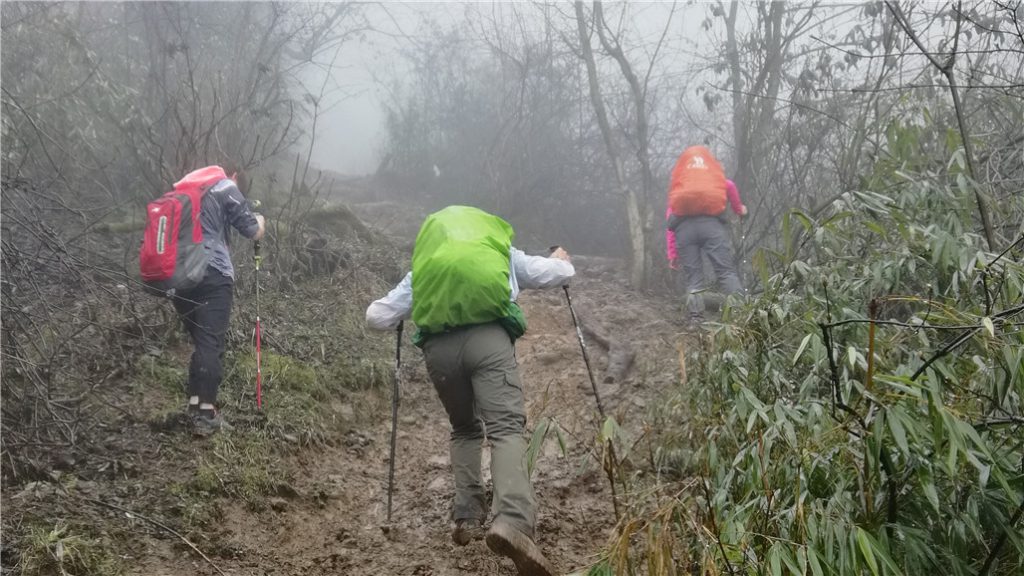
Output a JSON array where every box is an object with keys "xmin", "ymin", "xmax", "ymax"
[{"xmin": 269, "ymin": 497, "xmax": 288, "ymax": 512}]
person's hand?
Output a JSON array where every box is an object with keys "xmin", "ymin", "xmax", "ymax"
[
  {"xmin": 253, "ymin": 213, "xmax": 266, "ymax": 240},
  {"xmin": 740, "ymin": 205, "xmax": 749, "ymax": 217},
  {"xmin": 669, "ymin": 258, "xmax": 679, "ymax": 270},
  {"xmin": 550, "ymin": 246, "xmax": 571, "ymax": 262}
]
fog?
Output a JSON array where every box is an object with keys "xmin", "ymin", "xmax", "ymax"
[
  {"xmin": 2, "ymin": 1, "xmax": 1021, "ymax": 275},
  {"xmin": 2, "ymin": 3, "xmax": 1022, "ymax": 572},
  {"xmin": 307, "ymin": 2, "xmax": 709, "ymax": 175}
]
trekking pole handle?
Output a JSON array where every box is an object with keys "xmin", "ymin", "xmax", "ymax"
[
  {"xmin": 395, "ymin": 321, "xmax": 403, "ymax": 367},
  {"xmin": 247, "ymin": 199, "xmax": 264, "ymax": 268}
]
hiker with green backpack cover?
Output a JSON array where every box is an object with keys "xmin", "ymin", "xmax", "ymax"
[{"xmin": 366, "ymin": 205, "xmax": 574, "ymax": 576}]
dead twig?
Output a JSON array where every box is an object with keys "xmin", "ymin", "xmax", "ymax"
[{"xmin": 78, "ymin": 496, "xmax": 227, "ymax": 576}]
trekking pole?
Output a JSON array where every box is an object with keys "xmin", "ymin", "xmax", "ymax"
[
  {"xmin": 562, "ymin": 285, "xmax": 606, "ymax": 419},
  {"xmin": 549, "ymin": 244, "xmax": 607, "ymax": 419},
  {"xmin": 386, "ymin": 321, "xmax": 404, "ymax": 522},
  {"xmin": 254, "ymin": 237, "xmax": 263, "ymax": 410},
  {"xmin": 555, "ymin": 262, "xmax": 621, "ymax": 520},
  {"xmin": 252, "ymin": 199, "xmax": 263, "ymax": 410}
]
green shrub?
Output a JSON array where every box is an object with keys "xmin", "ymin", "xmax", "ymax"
[{"xmin": 609, "ymin": 147, "xmax": 1024, "ymax": 575}]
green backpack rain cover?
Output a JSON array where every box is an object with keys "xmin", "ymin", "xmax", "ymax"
[{"xmin": 411, "ymin": 206, "xmax": 525, "ymax": 344}]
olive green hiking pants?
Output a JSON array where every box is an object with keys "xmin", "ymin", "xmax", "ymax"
[{"xmin": 421, "ymin": 322, "xmax": 536, "ymax": 537}]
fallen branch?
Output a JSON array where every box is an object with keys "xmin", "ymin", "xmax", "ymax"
[{"xmin": 79, "ymin": 496, "xmax": 227, "ymax": 576}]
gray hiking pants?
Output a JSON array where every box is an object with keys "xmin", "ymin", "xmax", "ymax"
[
  {"xmin": 674, "ymin": 215, "xmax": 743, "ymax": 320},
  {"xmin": 421, "ymin": 322, "xmax": 536, "ymax": 537}
]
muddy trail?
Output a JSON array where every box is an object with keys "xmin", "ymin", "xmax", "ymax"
[
  {"xmin": 1, "ymin": 187, "xmax": 689, "ymax": 575},
  {"xmin": 125, "ymin": 265, "xmax": 682, "ymax": 576}
]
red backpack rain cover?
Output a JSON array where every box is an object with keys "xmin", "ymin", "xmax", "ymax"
[
  {"xmin": 139, "ymin": 166, "xmax": 227, "ymax": 296},
  {"xmin": 667, "ymin": 146, "xmax": 728, "ymax": 217}
]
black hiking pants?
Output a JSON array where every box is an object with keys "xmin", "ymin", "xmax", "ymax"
[{"xmin": 172, "ymin": 267, "xmax": 234, "ymax": 405}]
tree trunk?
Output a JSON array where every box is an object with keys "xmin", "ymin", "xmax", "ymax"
[
  {"xmin": 574, "ymin": 1, "xmax": 646, "ymax": 288},
  {"xmin": 593, "ymin": 1, "xmax": 655, "ymax": 285},
  {"xmin": 724, "ymin": 1, "xmax": 753, "ymax": 194}
]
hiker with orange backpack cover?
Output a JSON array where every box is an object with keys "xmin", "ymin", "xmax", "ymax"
[
  {"xmin": 140, "ymin": 165, "xmax": 265, "ymax": 435},
  {"xmin": 665, "ymin": 146, "xmax": 747, "ymax": 325}
]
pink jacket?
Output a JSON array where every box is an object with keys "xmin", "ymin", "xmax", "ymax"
[{"xmin": 666, "ymin": 179, "xmax": 744, "ymax": 264}]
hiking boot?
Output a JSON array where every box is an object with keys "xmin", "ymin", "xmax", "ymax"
[
  {"xmin": 451, "ymin": 518, "xmax": 484, "ymax": 546},
  {"xmin": 179, "ymin": 404, "xmax": 201, "ymax": 429},
  {"xmin": 683, "ymin": 316, "xmax": 705, "ymax": 332},
  {"xmin": 193, "ymin": 410, "xmax": 234, "ymax": 437},
  {"xmin": 485, "ymin": 521, "xmax": 557, "ymax": 576}
]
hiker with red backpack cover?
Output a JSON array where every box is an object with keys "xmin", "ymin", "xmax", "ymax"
[
  {"xmin": 140, "ymin": 165, "xmax": 265, "ymax": 435},
  {"xmin": 664, "ymin": 146, "xmax": 747, "ymax": 326}
]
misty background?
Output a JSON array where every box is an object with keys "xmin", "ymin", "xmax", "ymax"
[
  {"xmin": 309, "ymin": 3, "xmax": 706, "ymax": 176},
  {"xmin": 7, "ymin": 1, "xmax": 1019, "ymax": 284},
  {"xmin": 3, "ymin": 3, "xmax": 1024, "ymax": 575}
]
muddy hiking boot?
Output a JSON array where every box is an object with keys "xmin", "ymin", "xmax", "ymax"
[
  {"xmin": 485, "ymin": 521, "xmax": 557, "ymax": 576},
  {"xmin": 682, "ymin": 314, "xmax": 705, "ymax": 333},
  {"xmin": 192, "ymin": 409, "xmax": 233, "ymax": 437},
  {"xmin": 451, "ymin": 518, "xmax": 485, "ymax": 546}
]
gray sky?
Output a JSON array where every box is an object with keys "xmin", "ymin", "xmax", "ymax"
[
  {"xmin": 304, "ymin": 2, "xmax": 705, "ymax": 176},
  {"xmin": 302, "ymin": 1, "xmax": 883, "ymax": 176},
  {"xmin": 306, "ymin": 3, "xmax": 467, "ymax": 175}
]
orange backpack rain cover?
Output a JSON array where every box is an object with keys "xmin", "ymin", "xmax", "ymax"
[{"xmin": 667, "ymin": 146, "xmax": 727, "ymax": 217}]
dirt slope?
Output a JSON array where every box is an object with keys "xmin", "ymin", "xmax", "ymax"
[{"xmin": 124, "ymin": 262, "xmax": 682, "ymax": 576}]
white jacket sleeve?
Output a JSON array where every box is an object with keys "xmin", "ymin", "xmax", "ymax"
[
  {"xmin": 366, "ymin": 272, "xmax": 413, "ymax": 330},
  {"xmin": 510, "ymin": 248, "xmax": 575, "ymax": 290}
]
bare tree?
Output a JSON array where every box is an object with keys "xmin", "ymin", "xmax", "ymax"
[{"xmin": 573, "ymin": 1, "xmax": 647, "ymax": 287}]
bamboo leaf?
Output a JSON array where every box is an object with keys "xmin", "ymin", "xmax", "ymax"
[
  {"xmin": 922, "ymin": 477, "xmax": 941, "ymax": 512},
  {"xmin": 808, "ymin": 547, "xmax": 825, "ymax": 576},
  {"xmin": 525, "ymin": 418, "xmax": 550, "ymax": 476},
  {"xmin": 793, "ymin": 333, "xmax": 812, "ymax": 365},
  {"xmin": 887, "ymin": 408, "xmax": 910, "ymax": 457},
  {"xmin": 982, "ymin": 316, "xmax": 994, "ymax": 337},
  {"xmin": 600, "ymin": 416, "xmax": 620, "ymax": 444},
  {"xmin": 554, "ymin": 424, "xmax": 568, "ymax": 458},
  {"xmin": 769, "ymin": 543, "xmax": 782, "ymax": 576},
  {"xmin": 780, "ymin": 546, "xmax": 802, "ymax": 575},
  {"xmin": 856, "ymin": 527, "xmax": 880, "ymax": 576}
]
